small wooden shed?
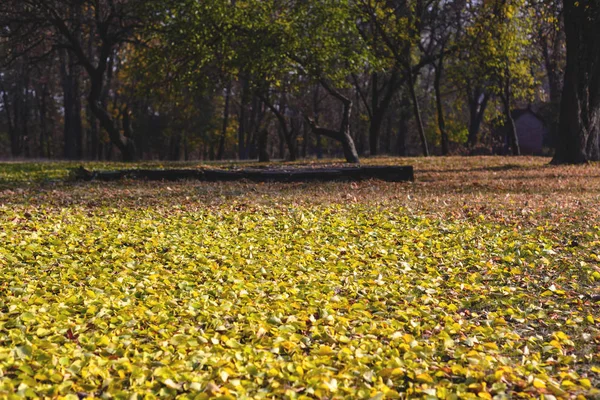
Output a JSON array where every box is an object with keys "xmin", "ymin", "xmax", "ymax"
[{"xmin": 511, "ymin": 108, "xmax": 548, "ymax": 155}]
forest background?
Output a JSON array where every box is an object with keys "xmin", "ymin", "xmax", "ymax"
[{"xmin": 1, "ymin": 0, "xmax": 584, "ymax": 164}]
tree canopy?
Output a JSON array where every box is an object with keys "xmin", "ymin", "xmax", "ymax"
[{"xmin": 0, "ymin": 0, "xmax": 594, "ymax": 163}]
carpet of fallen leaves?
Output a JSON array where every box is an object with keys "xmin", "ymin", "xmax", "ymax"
[{"xmin": 0, "ymin": 156, "xmax": 599, "ymax": 399}]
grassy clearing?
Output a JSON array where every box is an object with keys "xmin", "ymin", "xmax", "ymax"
[{"xmin": 0, "ymin": 157, "xmax": 599, "ymax": 399}]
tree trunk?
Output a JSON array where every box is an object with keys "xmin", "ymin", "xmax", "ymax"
[
  {"xmin": 407, "ymin": 70, "xmax": 429, "ymax": 156},
  {"xmin": 37, "ymin": 83, "xmax": 49, "ymax": 158},
  {"xmin": 217, "ymin": 82, "xmax": 231, "ymax": 160},
  {"xmin": 369, "ymin": 112, "xmax": 384, "ymax": 157},
  {"xmin": 312, "ymin": 80, "xmax": 360, "ymax": 163},
  {"xmin": 169, "ymin": 132, "xmax": 181, "ymax": 160},
  {"xmin": 59, "ymin": 42, "xmax": 83, "ymax": 159},
  {"xmin": 88, "ymin": 105, "xmax": 99, "ymax": 160},
  {"xmin": 466, "ymin": 84, "xmax": 490, "ymax": 148},
  {"xmin": 288, "ymin": 117, "xmax": 299, "ymax": 161},
  {"xmin": 258, "ymin": 129, "xmax": 270, "ymax": 162},
  {"xmin": 88, "ymin": 70, "xmax": 136, "ymax": 161},
  {"xmin": 246, "ymin": 95, "xmax": 262, "ymax": 159},
  {"xmin": 338, "ymin": 101, "xmax": 359, "ymax": 163},
  {"xmin": 434, "ymin": 57, "xmax": 449, "ymax": 155},
  {"xmin": 313, "ymin": 85, "xmax": 323, "ymax": 159},
  {"xmin": 501, "ymin": 93, "xmax": 520, "ymax": 156},
  {"xmin": 369, "ymin": 73, "xmax": 379, "ymax": 155},
  {"xmin": 367, "ymin": 70, "xmax": 400, "ymax": 157},
  {"xmin": 502, "ymin": 67, "xmax": 520, "ymax": 156},
  {"xmin": 540, "ymin": 22, "xmax": 564, "ymax": 148},
  {"xmin": 21, "ymin": 72, "xmax": 30, "ymax": 158},
  {"xmin": 552, "ymin": 0, "xmax": 600, "ymax": 163},
  {"xmin": 397, "ymin": 89, "xmax": 410, "ymax": 156},
  {"xmin": 302, "ymin": 120, "xmax": 308, "ymax": 158},
  {"xmin": 238, "ymin": 78, "xmax": 250, "ymax": 160},
  {"xmin": 278, "ymin": 125, "xmax": 286, "ymax": 159},
  {"xmin": 183, "ymin": 135, "xmax": 190, "ymax": 161},
  {"xmin": 11, "ymin": 90, "xmax": 21, "ymax": 157},
  {"xmin": 262, "ymin": 94, "xmax": 297, "ymax": 161},
  {"xmin": 2, "ymin": 82, "xmax": 19, "ymax": 157}
]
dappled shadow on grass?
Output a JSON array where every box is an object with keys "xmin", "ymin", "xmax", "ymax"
[
  {"xmin": 416, "ymin": 161, "xmax": 552, "ymax": 175},
  {"xmin": 1, "ymin": 157, "xmax": 599, "ymax": 222}
]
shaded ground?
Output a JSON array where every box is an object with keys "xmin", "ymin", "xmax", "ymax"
[{"xmin": 0, "ymin": 156, "xmax": 599, "ymax": 399}]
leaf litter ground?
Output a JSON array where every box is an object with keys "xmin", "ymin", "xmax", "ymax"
[{"xmin": 0, "ymin": 157, "xmax": 599, "ymax": 399}]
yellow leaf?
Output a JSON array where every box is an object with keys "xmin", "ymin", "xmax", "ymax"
[
  {"xmin": 219, "ymin": 369, "xmax": 230, "ymax": 383},
  {"xmin": 554, "ymin": 331, "xmax": 569, "ymax": 341},
  {"xmin": 483, "ymin": 342, "xmax": 499, "ymax": 350},
  {"xmin": 416, "ymin": 373, "xmax": 433, "ymax": 383},
  {"xmin": 533, "ymin": 378, "xmax": 546, "ymax": 389},
  {"xmin": 316, "ymin": 346, "xmax": 335, "ymax": 356},
  {"xmin": 579, "ymin": 379, "xmax": 591, "ymax": 389},
  {"xmin": 548, "ymin": 383, "xmax": 567, "ymax": 396}
]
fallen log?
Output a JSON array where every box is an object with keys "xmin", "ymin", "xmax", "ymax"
[{"xmin": 72, "ymin": 165, "xmax": 414, "ymax": 183}]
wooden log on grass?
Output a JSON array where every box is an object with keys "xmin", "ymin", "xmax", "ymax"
[{"xmin": 73, "ymin": 165, "xmax": 414, "ymax": 183}]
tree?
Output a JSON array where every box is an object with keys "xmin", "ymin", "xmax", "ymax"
[
  {"xmin": 355, "ymin": 0, "xmax": 419, "ymax": 156},
  {"xmin": 151, "ymin": 0, "xmax": 365, "ymax": 163},
  {"xmin": 281, "ymin": 0, "xmax": 366, "ymax": 163},
  {"xmin": 552, "ymin": 0, "xmax": 600, "ymax": 163},
  {"xmin": 459, "ymin": 0, "xmax": 535, "ymax": 155},
  {"xmin": 359, "ymin": 0, "xmax": 463, "ymax": 156},
  {"xmin": 0, "ymin": 0, "xmax": 154, "ymax": 160},
  {"xmin": 529, "ymin": 0, "xmax": 564, "ymax": 147}
]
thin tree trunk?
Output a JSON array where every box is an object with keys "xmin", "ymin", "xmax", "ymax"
[
  {"xmin": 3, "ymin": 82, "xmax": 20, "ymax": 157},
  {"xmin": 262, "ymin": 94, "xmax": 297, "ymax": 161},
  {"xmin": 74, "ymin": 68, "xmax": 83, "ymax": 158},
  {"xmin": 258, "ymin": 129, "xmax": 270, "ymax": 162},
  {"xmin": 339, "ymin": 100, "xmax": 360, "ymax": 163},
  {"xmin": 21, "ymin": 72, "xmax": 31, "ymax": 158},
  {"xmin": 385, "ymin": 114, "xmax": 393, "ymax": 153},
  {"xmin": 217, "ymin": 82, "xmax": 231, "ymax": 160},
  {"xmin": 60, "ymin": 51, "xmax": 84, "ymax": 159},
  {"xmin": 1, "ymin": 84, "xmax": 15, "ymax": 156},
  {"xmin": 397, "ymin": 90, "xmax": 410, "ymax": 156},
  {"xmin": 501, "ymin": 93, "xmax": 520, "ymax": 156},
  {"xmin": 369, "ymin": 113, "xmax": 384, "ymax": 156},
  {"xmin": 313, "ymin": 85, "xmax": 323, "ymax": 159},
  {"xmin": 88, "ymin": 105, "xmax": 99, "ymax": 160},
  {"xmin": 11, "ymin": 89, "xmax": 21, "ymax": 157},
  {"xmin": 238, "ymin": 78, "xmax": 249, "ymax": 160},
  {"xmin": 370, "ymin": 73, "xmax": 379, "ymax": 155},
  {"xmin": 407, "ymin": 70, "xmax": 429, "ymax": 156},
  {"xmin": 501, "ymin": 70, "xmax": 520, "ymax": 156},
  {"xmin": 38, "ymin": 83, "xmax": 49, "ymax": 158},
  {"xmin": 434, "ymin": 56, "xmax": 449, "ymax": 155},
  {"xmin": 183, "ymin": 134, "xmax": 189, "ymax": 161},
  {"xmin": 288, "ymin": 117, "xmax": 299, "ymax": 161},
  {"xmin": 278, "ymin": 125, "xmax": 286, "ymax": 159},
  {"xmin": 246, "ymin": 95, "xmax": 264, "ymax": 159},
  {"xmin": 302, "ymin": 120, "xmax": 308, "ymax": 158}
]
